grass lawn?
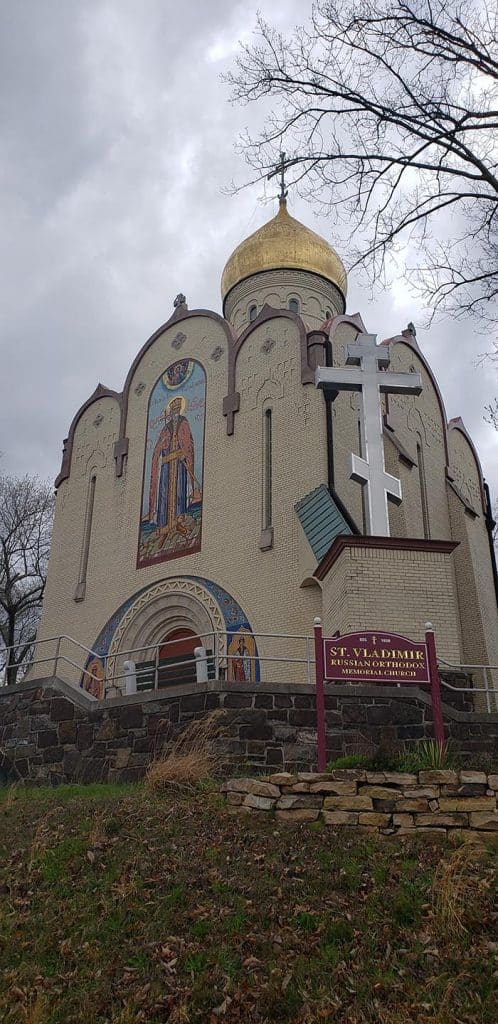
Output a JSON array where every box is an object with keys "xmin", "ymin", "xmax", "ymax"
[{"xmin": 0, "ymin": 782, "xmax": 496, "ymax": 1023}]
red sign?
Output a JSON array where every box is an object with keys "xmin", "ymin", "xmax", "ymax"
[{"xmin": 323, "ymin": 630, "xmax": 429, "ymax": 684}]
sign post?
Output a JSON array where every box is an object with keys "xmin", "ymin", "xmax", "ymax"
[
  {"xmin": 313, "ymin": 617, "xmax": 327, "ymax": 772},
  {"xmin": 424, "ymin": 622, "xmax": 445, "ymax": 745}
]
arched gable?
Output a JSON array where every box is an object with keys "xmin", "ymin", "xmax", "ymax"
[
  {"xmin": 380, "ymin": 332, "xmax": 451, "ymax": 470},
  {"xmin": 55, "ymin": 306, "xmax": 234, "ymax": 486},
  {"xmin": 55, "ymin": 384, "xmax": 122, "ymax": 487},
  {"xmin": 120, "ymin": 306, "xmax": 234, "ymax": 437},
  {"xmin": 327, "ymin": 312, "xmax": 368, "ymax": 343},
  {"xmin": 223, "ymin": 303, "xmax": 313, "ymax": 435},
  {"xmin": 448, "ymin": 417, "xmax": 486, "ymax": 514}
]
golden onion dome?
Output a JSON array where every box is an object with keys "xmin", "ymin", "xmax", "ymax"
[{"xmin": 221, "ymin": 198, "xmax": 347, "ymax": 303}]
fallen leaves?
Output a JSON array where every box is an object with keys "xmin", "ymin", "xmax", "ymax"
[{"xmin": 0, "ymin": 786, "xmax": 496, "ymax": 1023}]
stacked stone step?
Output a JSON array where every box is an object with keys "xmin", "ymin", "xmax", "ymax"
[{"xmin": 221, "ymin": 770, "xmax": 498, "ymax": 837}]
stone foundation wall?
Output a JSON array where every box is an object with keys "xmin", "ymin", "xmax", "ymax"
[
  {"xmin": 222, "ymin": 770, "xmax": 498, "ymax": 839},
  {"xmin": 0, "ymin": 676, "xmax": 497, "ymax": 786}
]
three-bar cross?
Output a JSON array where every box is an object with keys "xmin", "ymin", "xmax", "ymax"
[
  {"xmin": 315, "ymin": 334, "xmax": 422, "ymax": 536},
  {"xmin": 267, "ymin": 151, "xmax": 288, "ymax": 201}
]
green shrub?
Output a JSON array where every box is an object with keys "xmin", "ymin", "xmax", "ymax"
[
  {"xmin": 397, "ymin": 740, "xmax": 456, "ymax": 772},
  {"xmin": 326, "ymin": 754, "xmax": 370, "ymax": 770},
  {"xmin": 327, "ymin": 739, "xmax": 467, "ymax": 775}
]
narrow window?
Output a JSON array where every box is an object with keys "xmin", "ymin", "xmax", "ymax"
[
  {"xmin": 417, "ymin": 441, "xmax": 431, "ymax": 539},
  {"xmin": 357, "ymin": 418, "xmax": 367, "ymax": 533},
  {"xmin": 249, "ymin": 304, "xmax": 257, "ymax": 322},
  {"xmin": 263, "ymin": 409, "xmax": 273, "ymax": 529},
  {"xmin": 325, "ymin": 309, "xmax": 331, "ymax": 320},
  {"xmin": 75, "ymin": 474, "xmax": 96, "ymax": 600},
  {"xmin": 288, "ymin": 297, "xmax": 299, "ymax": 313}
]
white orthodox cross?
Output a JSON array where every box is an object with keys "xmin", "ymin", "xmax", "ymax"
[{"xmin": 315, "ymin": 334, "xmax": 423, "ymax": 536}]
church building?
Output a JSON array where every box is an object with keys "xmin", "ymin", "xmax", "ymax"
[{"xmin": 35, "ymin": 197, "xmax": 498, "ymax": 698}]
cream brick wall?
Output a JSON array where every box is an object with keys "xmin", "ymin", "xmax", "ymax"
[
  {"xmin": 36, "ymin": 294, "xmax": 498, "ymax": 685},
  {"xmin": 447, "ymin": 426, "xmax": 498, "ymax": 675},
  {"xmin": 226, "ymin": 269, "xmax": 343, "ymax": 333},
  {"xmin": 329, "ymin": 330, "xmax": 453, "ymax": 543},
  {"xmin": 37, "ymin": 311, "xmax": 324, "ymax": 682},
  {"xmin": 321, "ymin": 545, "xmax": 462, "ymax": 662},
  {"xmin": 384, "ymin": 342, "xmax": 451, "ymax": 541}
]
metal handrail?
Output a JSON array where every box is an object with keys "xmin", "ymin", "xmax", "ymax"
[
  {"xmin": 1, "ymin": 631, "xmax": 497, "ymax": 712},
  {"xmin": 436, "ymin": 659, "xmax": 498, "ymax": 675},
  {"xmin": 1, "ymin": 632, "xmax": 100, "ymax": 663},
  {"xmin": 437, "ymin": 658, "xmax": 497, "ymax": 713}
]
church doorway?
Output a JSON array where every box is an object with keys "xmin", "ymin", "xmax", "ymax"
[{"xmin": 157, "ymin": 627, "xmax": 199, "ymax": 687}]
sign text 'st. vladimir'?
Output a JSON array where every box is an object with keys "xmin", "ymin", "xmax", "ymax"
[{"xmin": 323, "ymin": 631, "xmax": 429, "ymax": 684}]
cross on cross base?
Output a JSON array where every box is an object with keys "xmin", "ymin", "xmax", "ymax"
[
  {"xmin": 267, "ymin": 151, "xmax": 288, "ymax": 201},
  {"xmin": 315, "ymin": 333, "xmax": 422, "ymax": 537}
]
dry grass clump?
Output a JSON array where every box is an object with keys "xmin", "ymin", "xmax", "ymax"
[
  {"xmin": 431, "ymin": 843, "xmax": 485, "ymax": 935},
  {"xmin": 145, "ymin": 710, "xmax": 226, "ymax": 791}
]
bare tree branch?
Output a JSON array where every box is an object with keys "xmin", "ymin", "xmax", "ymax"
[
  {"xmin": 225, "ymin": 0, "xmax": 498, "ymax": 325},
  {"xmin": 0, "ymin": 475, "xmax": 54, "ymax": 685}
]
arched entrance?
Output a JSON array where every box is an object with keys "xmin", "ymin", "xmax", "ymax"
[
  {"xmin": 157, "ymin": 627, "xmax": 199, "ymax": 687},
  {"xmin": 99, "ymin": 576, "xmax": 260, "ymax": 692}
]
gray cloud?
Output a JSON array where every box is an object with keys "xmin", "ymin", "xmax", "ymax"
[{"xmin": 1, "ymin": 0, "xmax": 496, "ymax": 502}]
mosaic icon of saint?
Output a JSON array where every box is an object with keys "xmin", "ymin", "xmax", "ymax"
[
  {"xmin": 81, "ymin": 657, "xmax": 105, "ymax": 699},
  {"xmin": 148, "ymin": 396, "xmax": 200, "ymax": 531},
  {"xmin": 231, "ymin": 636, "xmax": 251, "ymax": 681}
]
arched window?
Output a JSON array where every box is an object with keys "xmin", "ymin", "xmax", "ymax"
[
  {"xmin": 325, "ymin": 309, "xmax": 331, "ymax": 320},
  {"xmin": 288, "ymin": 297, "xmax": 300, "ymax": 313},
  {"xmin": 263, "ymin": 408, "xmax": 273, "ymax": 530},
  {"xmin": 249, "ymin": 304, "xmax": 257, "ymax": 322},
  {"xmin": 74, "ymin": 474, "xmax": 96, "ymax": 601},
  {"xmin": 417, "ymin": 440, "xmax": 431, "ymax": 539},
  {"xmin": 357, "ymin": 419, "xmax": 367, "ymax": 534}
]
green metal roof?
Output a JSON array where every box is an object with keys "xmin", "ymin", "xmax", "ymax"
[{"xmin": 294, "ymin": 484, "xmax": 353, "ymax": 560}]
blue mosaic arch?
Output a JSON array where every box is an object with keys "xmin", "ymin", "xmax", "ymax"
[{"xmin": 81, "ymin": 576, "xmax": 260, "ymax": 695}]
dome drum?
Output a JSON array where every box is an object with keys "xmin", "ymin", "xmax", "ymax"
[{"xmin": 224, "ymin": 267, "xmax": 345, "ymax": 332}]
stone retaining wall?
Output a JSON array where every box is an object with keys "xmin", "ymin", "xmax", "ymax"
[
  {"xmin": 222, "ymin": 770, "xmax": 498, "ymax": 838},
  {"xmin": 0, "ymin": 676, "xmax": 497, "ymax": 785}
]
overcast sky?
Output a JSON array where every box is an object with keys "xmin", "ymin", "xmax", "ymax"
[{"xmin": 1, "ymin": 0, "xmax": 496, "ymax": 500}]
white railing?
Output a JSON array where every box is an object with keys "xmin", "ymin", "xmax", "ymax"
[
  {"xmin": 0, "ymin": 635, "xmax": 101, "ymax": 690},
  {"xmin": 438, "ymin": 659, "xmax": 498, "ymax": 714},
  {"xmin": 1, "ymin": 633, "xmax": 497, "ymax": 712},
  {"xmin": 0, "ymin": 630, "xmax": 317, "ymax": 696}
]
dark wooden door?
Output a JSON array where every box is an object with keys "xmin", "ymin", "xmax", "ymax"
[{"xmin": 158, "ymin": 627, "xmax": 199, "ymax": 687}]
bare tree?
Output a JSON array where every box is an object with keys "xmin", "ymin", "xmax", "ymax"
[
  {"xmin": 226, "ymin": 0, "xmax": 498, "ymax": 323},
  {"xmin": 0, "ymin": 475, "xmax": 54, "ymax": 686},
  {"xmin": 484, "ymin": 397, "xmax": 498, "ymax": 429}
]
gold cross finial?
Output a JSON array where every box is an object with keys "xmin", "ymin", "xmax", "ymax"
[{"xmin": 267, "ymin": 151, "xmax": 288, "ymax": 202}]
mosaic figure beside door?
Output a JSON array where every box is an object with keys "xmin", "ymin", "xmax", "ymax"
[
  {"xmin": 227, "ymin": 629, "xmax": 257, "ymax": 682},
  {"xmin": 138, "ymin": 360, "xmax": 206, "ymax": 567}
]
